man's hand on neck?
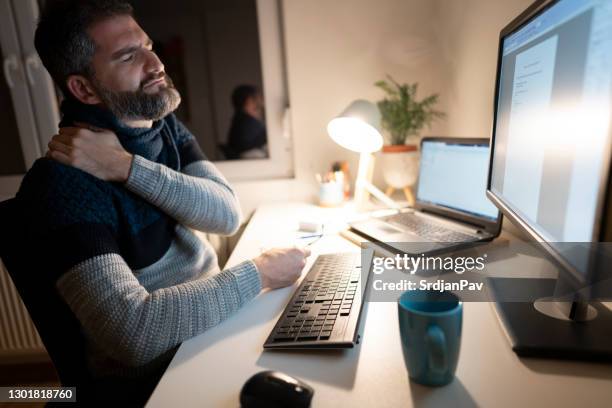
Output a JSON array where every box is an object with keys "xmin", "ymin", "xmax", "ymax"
[
  {"xmin": 123, "ymin": 118, "xmax": 153, "ymax": 129},
  {"xmin": 46, "ymin": 122, "xmax": 134, "ymax": 183}
]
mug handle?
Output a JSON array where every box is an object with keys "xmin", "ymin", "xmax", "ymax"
[{"xmin": 425, "ymin": 325, "xmax": 447, "ymax": 375}]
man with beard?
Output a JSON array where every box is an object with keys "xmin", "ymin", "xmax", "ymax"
[{"xmin": 16, "ymin": 0, "xmax": 309, "ymax": 405}]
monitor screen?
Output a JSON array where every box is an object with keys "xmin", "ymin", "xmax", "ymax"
[
  {"xmin": 417, "ymin": 140, "xmax": 499, "ymax": 219},
  {"xmin": 490, "ymin": 0, "xmax": 612, "ymax": 243}
]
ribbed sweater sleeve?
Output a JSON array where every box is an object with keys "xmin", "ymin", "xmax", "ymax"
[
  {"xmin": 56, "ymin": 253, "xmax": 261, "ymax": 367},
  {"xmin": 125, "ymin": 156, "xmax": 241, "ymax": 235}
]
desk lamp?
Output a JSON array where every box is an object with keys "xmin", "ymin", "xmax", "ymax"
[{"xmin": 327, "ymin": 100, "xmax": 400, "ymax": 210}]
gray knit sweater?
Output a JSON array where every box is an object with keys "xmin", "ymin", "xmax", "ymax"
[{"xmin": 54, "ymin": 155, "xmax": 261, "ymax": 379}]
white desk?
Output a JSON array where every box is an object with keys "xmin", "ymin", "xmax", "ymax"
[{"xmin": 146, "ymin": 202, "xmax": 612, "ymax": 408}]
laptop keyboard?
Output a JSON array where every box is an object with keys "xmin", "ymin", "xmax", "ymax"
[{"xmin": 385, "ymin": 213, "xmax": 478, "ymax": 242}]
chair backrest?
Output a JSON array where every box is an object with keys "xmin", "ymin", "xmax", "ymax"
[{"xmin": 0, "ymin": 198, "xmax": 93, "ymax": 389}]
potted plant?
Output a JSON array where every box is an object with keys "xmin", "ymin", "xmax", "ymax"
[{"xmin": 375, "ymin": 75, "xmax": 445, "ymax": 201}]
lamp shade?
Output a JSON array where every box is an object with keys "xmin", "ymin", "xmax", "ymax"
[{"xmin": 327, "ymin": 99, "xmax": 383, "ymax": 153}]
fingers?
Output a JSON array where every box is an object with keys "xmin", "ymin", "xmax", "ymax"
[
  {"xmin": 291, "ymin": 246, "xmax": 311, "ymax": 260},
  {"xmin": 74, "ymin": 121, "xmax": 107, "ymax": 133},
  {"xmin": 58, "ymin": 126, "xmax": 83, "ymax": 136},
  {"xmin": 55, "ymin": 126, "xmax": 97, "ymax": 146},
  {"xmin": 52, "ymin": 132, "xmax": 75, "ymax": 144},
  {"xmin": 59, "ymin": 126, "xmax": 96, "ymax": 139},
  {"xmin": 48, "ymin": 140, "xmax": 72, "ymax": 156},
  {"xmin": 47, "ymin": 149, "xmax": 71, "ymax": 165}
]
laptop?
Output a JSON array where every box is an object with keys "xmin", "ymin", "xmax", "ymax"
[{"xmin": 350, "ymin": 137, "xmax": 502, "ymax": 254}]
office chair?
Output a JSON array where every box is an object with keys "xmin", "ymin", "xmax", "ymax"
[{"xmin": 0, "ymin": 198, "xmax": 96, "ymax": 401}]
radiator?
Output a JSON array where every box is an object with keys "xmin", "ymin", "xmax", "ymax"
[{"xmin": 0, "ymin": 260, "xmax": 46, "ymax": 362}]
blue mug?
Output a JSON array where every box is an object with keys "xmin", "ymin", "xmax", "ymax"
[{"xmin": 397, "ymin": 290, "xmax": 462, "ymax": 386}]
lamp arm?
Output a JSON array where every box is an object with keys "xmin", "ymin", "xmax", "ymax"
[{"xmin": 357, "ymin": 178, "xmax": 402, "ymax": 209}]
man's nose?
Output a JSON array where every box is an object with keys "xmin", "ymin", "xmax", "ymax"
[{"xmin": 145, "ymin": 49, "xmax": 164, "ymax": 75}]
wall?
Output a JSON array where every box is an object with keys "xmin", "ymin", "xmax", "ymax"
[
  {"xmin": 233, "ymin": 0, "xmax": 535, "ymax": 215},
  {"xmin": 233, "ymin": 0, "xmax": 450, "ymax": 214},
  {"xmin": 432, "ymin": 0, "xmax": 534, "ymax": 138}
]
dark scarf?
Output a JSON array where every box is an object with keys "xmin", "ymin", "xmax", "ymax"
[{"xmin": 59, "ymin": 98, "xmax": 180, "ymax": 170}]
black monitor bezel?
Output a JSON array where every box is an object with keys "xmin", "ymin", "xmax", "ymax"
[{"xmin": 485, "ymin": 0, "xmax": 612, "ymax": 286}]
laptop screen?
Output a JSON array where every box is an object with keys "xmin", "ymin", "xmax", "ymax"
[{"xmin": 416, "ymin": 140, "xmax": 499, "ymax": 219}]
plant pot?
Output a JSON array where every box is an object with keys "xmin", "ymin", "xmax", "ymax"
[{"xmin": 380, "ymin": 144, "xmax": 419, "ymax": 189}]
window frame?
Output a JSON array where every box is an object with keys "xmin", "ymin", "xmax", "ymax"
[{"xmin": 213, "ymin": 0, "xmax": 294, "ymax": 181}]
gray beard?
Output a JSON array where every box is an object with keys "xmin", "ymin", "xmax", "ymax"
[{"xmin": 93, "ymin": 74, "xmax": 181, "ymax": 122}]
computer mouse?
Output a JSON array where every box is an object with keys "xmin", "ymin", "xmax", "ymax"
[{"xmin": 240, "ymin": 370, "xmax": 314, "ymax": 408}]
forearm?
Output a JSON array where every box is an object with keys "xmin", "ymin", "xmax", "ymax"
[
  {"xmin": 125, "ymin": 155, "xmax": 242, "ymax": 234},
  {"xmin": 56, "ymin": 253, "xmax": 261, "ymax": 367}
]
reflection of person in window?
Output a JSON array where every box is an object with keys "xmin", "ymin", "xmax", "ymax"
[{"xmin": 227, "ymin": 85, "xmax": 268, "ymax": 159}]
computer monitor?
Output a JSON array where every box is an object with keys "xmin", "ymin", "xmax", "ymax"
[{"xmin": 486, "ymin": 0, "xmax": 612, "ymax": 360}]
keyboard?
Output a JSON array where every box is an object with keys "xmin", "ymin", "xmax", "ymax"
[
  {"xmin": 264, "ymin": 251, "xmax": 374, "ymax": 349},
  {"xmin": 384, "ymin": 212, "xmax": 478, "ymax": 242}
]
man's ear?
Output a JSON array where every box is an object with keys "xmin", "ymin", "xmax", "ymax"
[{"xmin": 65, "ymin": 75, "xmax": 102, "ymax": 105}]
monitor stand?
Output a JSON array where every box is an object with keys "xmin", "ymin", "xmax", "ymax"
[{"xmin": 489, "ymin": 278, "xmax": 612, "ymax": 362}]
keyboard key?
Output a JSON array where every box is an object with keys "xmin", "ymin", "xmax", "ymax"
[
  {"xmin": 298, "ymin": 335, "xmax": 318, "ymax": 341},
  {"xmin": 274, "ymin": 335, "xmax": 295, "ymax": 342},
  {"xmin": 316, "ymin": 295, "xmax": 334, "ymax": 301}
]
